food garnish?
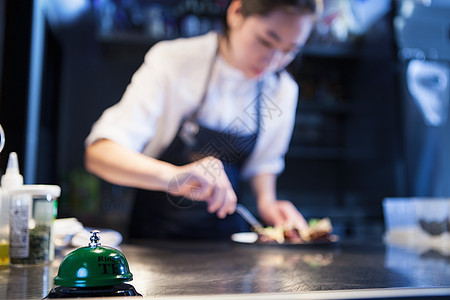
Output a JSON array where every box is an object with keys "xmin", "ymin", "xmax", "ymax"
[{"xmin": 256, "ymin": 218, "xmax": 334, "ymax": 244}]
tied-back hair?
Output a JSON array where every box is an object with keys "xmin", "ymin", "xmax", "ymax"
[{"xmin": 222, "ymin": 0, "xmax": 323, "ymax": 37}]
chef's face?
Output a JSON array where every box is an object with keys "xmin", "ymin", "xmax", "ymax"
[{"xmin": 226, "ymin": 5, "xmax": 315, "ymax": 78}]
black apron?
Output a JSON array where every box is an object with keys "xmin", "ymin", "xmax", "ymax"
[{"xmin": 129, "ymin": 47, "xmax": 263, "ymax": 240}]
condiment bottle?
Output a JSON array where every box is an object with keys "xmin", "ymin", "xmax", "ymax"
[
  {"xmin": 0, "ymin": 152, "xmax": 23, "ymax": 265},
  {"xmin": 9, "ymin": 185, "xmax": 60, "ymax": 266}
]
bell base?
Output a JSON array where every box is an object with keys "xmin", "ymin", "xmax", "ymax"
[{"xmin": 45, "ymin": 283, "xmax": 142, "ymax": 298}]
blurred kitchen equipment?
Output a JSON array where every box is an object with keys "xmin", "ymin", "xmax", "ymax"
[
  {"xmin": 313, "ymin": 0, "xmax": 391, "ymax": 44},
  {"xmin": 383, "ymin": 197, "xmax": 418, "ymax": 247},
  {"xmin": 9, "ymin": 184, "xmax": 60, "ymax": 266},
  {"xmin": 395, "ymin": 0, "xmax": 450, "ymax": 62},
  {"xmin": 53, "ymin": 217, "xmax": 123, "ymax": 250},
  {"xmin": 406, "ymin": 60, "xmax": 449, "ymax": 127},
  {"xmin": 53, "ymin": 218, "xmax": 84, "ymax": 249},
  {"xmin": 416, "ymin": 199, "xmax": 449, "ymax": 236},
  {"xmin": 45, "ymin": 230, "xmax": 141, "ymax": 298},
  {"xmin": 394, "ymin": 1, "xmax": 450, "ymax": 196},
  {"xmin": 383, "ymin": 197, "xmax": 449, "ymax": 252}
]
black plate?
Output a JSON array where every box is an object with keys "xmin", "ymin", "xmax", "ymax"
[{"xmin": 230, "ymin": 232, "xmax": 339, "ymax": 247}]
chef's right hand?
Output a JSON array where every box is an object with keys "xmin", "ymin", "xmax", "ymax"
[{"xmin": 167, "ymin": 156, "xmax": 237, "ymax": 219}]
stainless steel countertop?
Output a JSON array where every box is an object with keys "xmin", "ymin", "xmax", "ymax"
[{"xmin": 1, "ymin": 238, "xmax": 450, "ymax": 299}]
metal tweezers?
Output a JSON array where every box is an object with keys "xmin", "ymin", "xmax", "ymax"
[{"xmin": 235, "ymin": 204, "xmax": 264, "ymax": 231}]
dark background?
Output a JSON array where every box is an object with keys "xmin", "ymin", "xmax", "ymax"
[{"xmin": 1, "ymin": 0, "xmax": 448, "ymax": 240}]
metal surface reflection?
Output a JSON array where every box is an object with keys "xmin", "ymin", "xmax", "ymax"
[
  {"xmin": 385, "ymin": 244, "xmax": 450, "ymax": 286},
  {"xmin": 126, "ymin": 241, "xmax": 340, "ymax": 295},
  {"xmin": 3, "ymin": 265, "xmax": 56, "ymax": 299},
  {"xmin": 0, "ymin": 240, "xmax": 449, "ymax": 298},
  {"xmin": 239, "ymin": 250, "xmax": 336, "ymax": 293}
]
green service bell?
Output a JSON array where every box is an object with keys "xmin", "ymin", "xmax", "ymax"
[
  {"xmin": 46, "ymin": 230, "xmax": 141, "ymax": 298},
  {"xmin": 54, "ymin": 230, "xmax": 132, "ymax": 287}
]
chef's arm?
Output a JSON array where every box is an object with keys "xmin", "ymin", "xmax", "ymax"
[
  {"xmin": 85, "ymin": 139, "xmax": 237, "ymax": 218},
  {"xmin": 85, "ymin": 139, "xmax": 178, "ymax": 191},
  {"xmin": 251, "ymin": 173, "xmax": 277, "ymax": 207},
  {"xmin": 251, "ymin": 173, "xmax": 308, "ymax": 230}
]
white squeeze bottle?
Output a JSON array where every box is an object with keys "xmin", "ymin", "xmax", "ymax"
[{"xmin": 0, "ymin": 152, "xmax": 23, "ymax": 265}]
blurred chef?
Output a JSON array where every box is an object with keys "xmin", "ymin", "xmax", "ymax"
[{"xmin": 85, "ymin": 0, "xmax": 322, "ymax": 239}]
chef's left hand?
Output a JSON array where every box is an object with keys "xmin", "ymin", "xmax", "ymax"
[{"xmin": 258, "ymin": 200, "xmax": 308, "ymax": 231}]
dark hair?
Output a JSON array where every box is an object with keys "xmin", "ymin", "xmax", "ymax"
[
  {"xmin": 222, "ymin": 0, "xmax": 322, "ymax": 36},
  {"xmin": 241, "ymin": 0, "xmax": 322, "ymax": 17}
]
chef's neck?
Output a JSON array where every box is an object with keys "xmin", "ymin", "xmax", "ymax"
[{"xmin": 218, "ymin": 34, "xmax": 262, "ymax": 80}]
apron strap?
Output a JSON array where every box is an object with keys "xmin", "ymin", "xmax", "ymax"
[
  {"xmin": 255, "ymin": 80, "xmax": 263, "ymax": 137},
  {"xmin": 190, "ymin": 38, "xmax": 220, "ymax": 122}
]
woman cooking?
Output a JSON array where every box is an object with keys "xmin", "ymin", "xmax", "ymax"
[{"xmin": 85, "ymin": 0, "xmax": 322, "ymax": 239}]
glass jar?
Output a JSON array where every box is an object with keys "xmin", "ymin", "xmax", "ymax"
[{"xmin": 9, "ymin": 185, "xmax": 60, "ymax": 266}]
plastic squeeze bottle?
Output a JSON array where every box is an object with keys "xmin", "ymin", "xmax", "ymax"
[{"xmin": 0, "ymin": 152, "xmax": 23, "ymax": 265}]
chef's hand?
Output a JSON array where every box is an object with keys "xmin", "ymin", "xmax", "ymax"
[
  {"xmin": 167, "ymin": 156, "xmax": 237, "ymax": 219},
  {"xmin": 258, "ymin": 200, "xmax": 308, "ymax": 231}
]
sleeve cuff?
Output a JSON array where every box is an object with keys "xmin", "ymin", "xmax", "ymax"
[{"xmin": 240, "ymin": 157, "xmax": 285, "ymax": 180}]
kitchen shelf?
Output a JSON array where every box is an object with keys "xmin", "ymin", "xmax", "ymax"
[
  {"xmin": 298, "ymin": 101, "xmax": 353, "ymax": 114},
  {"xmin": 286, "ymin": 146, "xmax": 347, "ymax": 160},
  {"xmin": 97, "ymin": 30, "xmax": 363, "ymax": 57},
  {"xmin": 97, "ymin": 32, "xmax": 166, "ymax": 45},
  {"xmin": 302, "ymin": 42, "xmax": 362, "ymax": 59}
]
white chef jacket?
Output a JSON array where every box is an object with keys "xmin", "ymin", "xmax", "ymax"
[{"xmin": 85, "ymin": 31, "xmax": 299, "ymax": 180}]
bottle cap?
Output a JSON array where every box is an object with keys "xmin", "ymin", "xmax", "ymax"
[
  {"xmin": 1, "ymin": 152, "xmax": 23, "ymax": 189},
  {"xmin": 9, "ymin": 185, "xmax": 61, "ymax": 198}
]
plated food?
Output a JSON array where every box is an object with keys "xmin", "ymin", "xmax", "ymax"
[
  {"xmin": 231, "ymin": 218, "xmax": 338, "ymax": 246},
  {"xmin": 256, "ymin": 218, "xmax": 336, "ymax": 244}
]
